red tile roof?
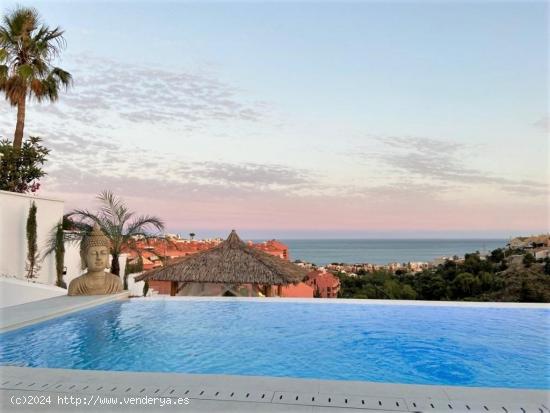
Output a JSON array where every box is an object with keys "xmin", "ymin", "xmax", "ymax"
[{"xmin": 125, "ymin": 237, "xmax": 291, "ymax": 269}]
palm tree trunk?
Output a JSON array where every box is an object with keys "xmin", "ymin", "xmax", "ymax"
[
  {"xmin": 13, "ymin": 96, "xmax": 26, "ymax": 149},
  {"xmin": 111, "ymin": 252, "xmax": 120, "ymax": 276}
]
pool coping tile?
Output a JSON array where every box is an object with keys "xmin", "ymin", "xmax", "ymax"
[{"xmin": 1, "ymin": 366, "xmax": 548, "ymax": 413}]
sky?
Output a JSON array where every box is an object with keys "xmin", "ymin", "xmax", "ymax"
[{"xmin": 1, "ymin": 1, "xmax": 548, "ymax": 239}]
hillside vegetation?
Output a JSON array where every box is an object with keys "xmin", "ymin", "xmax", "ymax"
[{"xmin": 337, "ymin": 249, "xmax": 550, "ymax": 302}]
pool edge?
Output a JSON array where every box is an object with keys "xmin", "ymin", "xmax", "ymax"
[
  {"xmin": 0, "ymin": 292, "xmax": 130, "ymax": 333},
  {"xmin": 133, "ymin": 295, "xmax": 550, "ymax": 309}
]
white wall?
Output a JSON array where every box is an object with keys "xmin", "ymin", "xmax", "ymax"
[
  {"xmin": 0, "ymin": 190, "xmax": 64, "ymax": 284},
  {"xmin": 0, "ymin": 277, "xmax": 67, "ymax": 308},
  {"xmin": 63, "ymin": 241, "xmax": 83, "ymax": 286},
  {"xmin": 127, "ymin": 271, "xmax": 148, "ymax": 297}
]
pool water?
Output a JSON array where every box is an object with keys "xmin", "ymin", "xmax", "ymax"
[{"xmin": 1, "ymin": 300, "xmax": 548, "ymax": 389}]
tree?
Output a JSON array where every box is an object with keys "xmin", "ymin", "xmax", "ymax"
[
  {"xmin": 0, "ymin": 136, "xmax": 49, "ymax": 192},
  {"xmin": 489, "ymin": 248, "xmax": 505, "ymax": 263},
  {"xmin": 382, "ymin": 279, "xmax": 402, "ymax": 299},
  {"xmin": 0, "ymin": 6, "xmax": 72, "ymax": 148},
  {"xmin": 67, "ymin": 190, "xmax": 164, "ymax": 289},
  {"xmin": 463, "ymin": 253, "xmax": 491, "ymax": 275},
  {"xmin": 25, "ymin": 201, "xmax": 40, "ymax": 278},
  {"xmin": 479, "ymin": 271, "xmax": 495, "ymax": 292},
  {"xmin": 523, "ymin": 253, "xmax": 535, "ymax": 268},
  {"xmin": 400, "ymin": 284, "xmax": 417, "ymax": 300},
  {"xmin": 451, "ymin": 272, "xmax": 481, "ymax": 298},
  {"xmin": 189, "ymin": 232, "xmax": 195, "ymax": 240},
  {"xmin": 415, "ymin": 272, "xmax": 448, "ymax": 300}
]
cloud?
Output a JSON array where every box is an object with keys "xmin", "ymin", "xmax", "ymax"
[
  {"xmin": 533, "ymin": 115, "xmax": 549, "ymax": 132},
  {"xmin": 188, "ymin": 162, "xmax": 313, "ymax": 187},
  {"xmin": 43, "ymin": 162, "xmax": 313, "ymax": 205},
  {"xmin": 365, "ymin": 136, "xmax": 547, "ymax": 197},
  {"xmin": 35, "ymin": 125, "xmax": 316, "ymax": 199},
  {"xmin": 2, "ymin": 50, "xmax": 545, "ymax": 233},
  {"xmin": 45, "ymin": 131, "xmax": 117, "ymax": 154},
  {"xmin": 31, "ymin": 54, "xmax": 263, "ymax": 128},
  {"xmin": 25, "ymin": 126, "xmax": 547, "ymax": 234},
  {"xmin": 19, "ymin": 106, "xmax": 317, "ymax": 198}
]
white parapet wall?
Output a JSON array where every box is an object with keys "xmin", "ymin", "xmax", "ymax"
[
  {"xmin": 0, "ymin": 277, "xmax": 67, "ymax": 308},
  {"xmin": 0, "ymin": 190, "xmax": 65, "ymax": 285}
]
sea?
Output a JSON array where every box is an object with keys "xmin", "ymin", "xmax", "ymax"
[{"xmin": 280, "ymin": 239, "xmax": 507, "ymax": 266}]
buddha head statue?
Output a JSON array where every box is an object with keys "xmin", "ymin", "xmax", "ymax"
[
  {"xmin": 69, "ymin": 223, "xmax": 122, "ymax": 295},
  {"xmin": 81, "ymin": 224, "xmax": 111, "ymax": 272}
]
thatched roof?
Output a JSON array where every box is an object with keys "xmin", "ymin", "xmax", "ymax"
[{"xmin": 135, "ymin": 230, "xmax": 307, "ymax": 285}]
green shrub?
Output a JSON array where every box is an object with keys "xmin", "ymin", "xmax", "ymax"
[
  {"xmin": 543, "ymin": 258, "xmax": 550, "ymax": 275},
  {"xmin": 523, "ymin": 253, "xmax": 536, "ymax": 268},
  {"xmin": 0, "ymin": 137, "xmax": 49, "ymax": 193},
  {"xmin": 489, "ymin": 248, "xmax": 505, "ymax": 263},
  {"xmin": 452, "ymin": 272, "xmax": 481, "ymax": 298}
]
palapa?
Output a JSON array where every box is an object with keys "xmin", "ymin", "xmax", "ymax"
[{"xmin": 135, "ymin": 230, "xmax": 307, "ymax": 285}]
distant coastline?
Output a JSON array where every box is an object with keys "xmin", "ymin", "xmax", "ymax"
[{"xmin": 279, "ymin": 239, "xmax": 507, "ymax": 266}]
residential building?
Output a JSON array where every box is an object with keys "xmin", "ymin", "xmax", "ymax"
[{"xmin": 305, "ymin": 269, "xmax": 341, "ymax": 298}]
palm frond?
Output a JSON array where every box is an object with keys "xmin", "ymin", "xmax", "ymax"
[
  {"xmin": 65, "ymin": 209, "xmax": 104, "ymax": 232},
  {"xmin": 42, "ymin": 220, "xmax": 82, "ymax": 258},
  {"xmin": 97, "ymin": 190, "xmax": 122, "ymax": 221},
  {"xmin": 0, "ymin": 64, "xmax": 7, "ymax": 82},
  {"xmin": 126, "ymin": 215, "xmax": 165, "ymax": 237},
  {"xmin": 0, "ymin": 5, "xmax": 71, "ymax": 105},
  {"xmin": 42, "ymin": 221, "xmax": 62, "ymax": 258},
  {"xmin": 67, "ymin": 191, "xmax": 165, "ymax": 269},
  {"xmin": 49, "ymin": 67, "xmax": 72, "ymax": 87}
]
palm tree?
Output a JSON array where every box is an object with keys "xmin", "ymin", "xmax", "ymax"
[
  {"xmin": 43, "ymin": 221, "xmax": 67, "ymax": 288},
  {"xmin": 0, "ymin": 6, "xmax": 72, "ymax": 149},
  {"xmin": 67, "ymin": 190, "xmax": 165, "ymax": 289}
]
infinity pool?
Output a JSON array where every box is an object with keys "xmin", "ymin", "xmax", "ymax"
[{"xmin": 1, "ymin": 300, "xmax": 548, "ymax": 389}]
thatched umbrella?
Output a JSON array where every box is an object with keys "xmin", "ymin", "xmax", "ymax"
[{"xmin": 135, "ymin": 230, "xmax": 307, "ymax": 287}]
